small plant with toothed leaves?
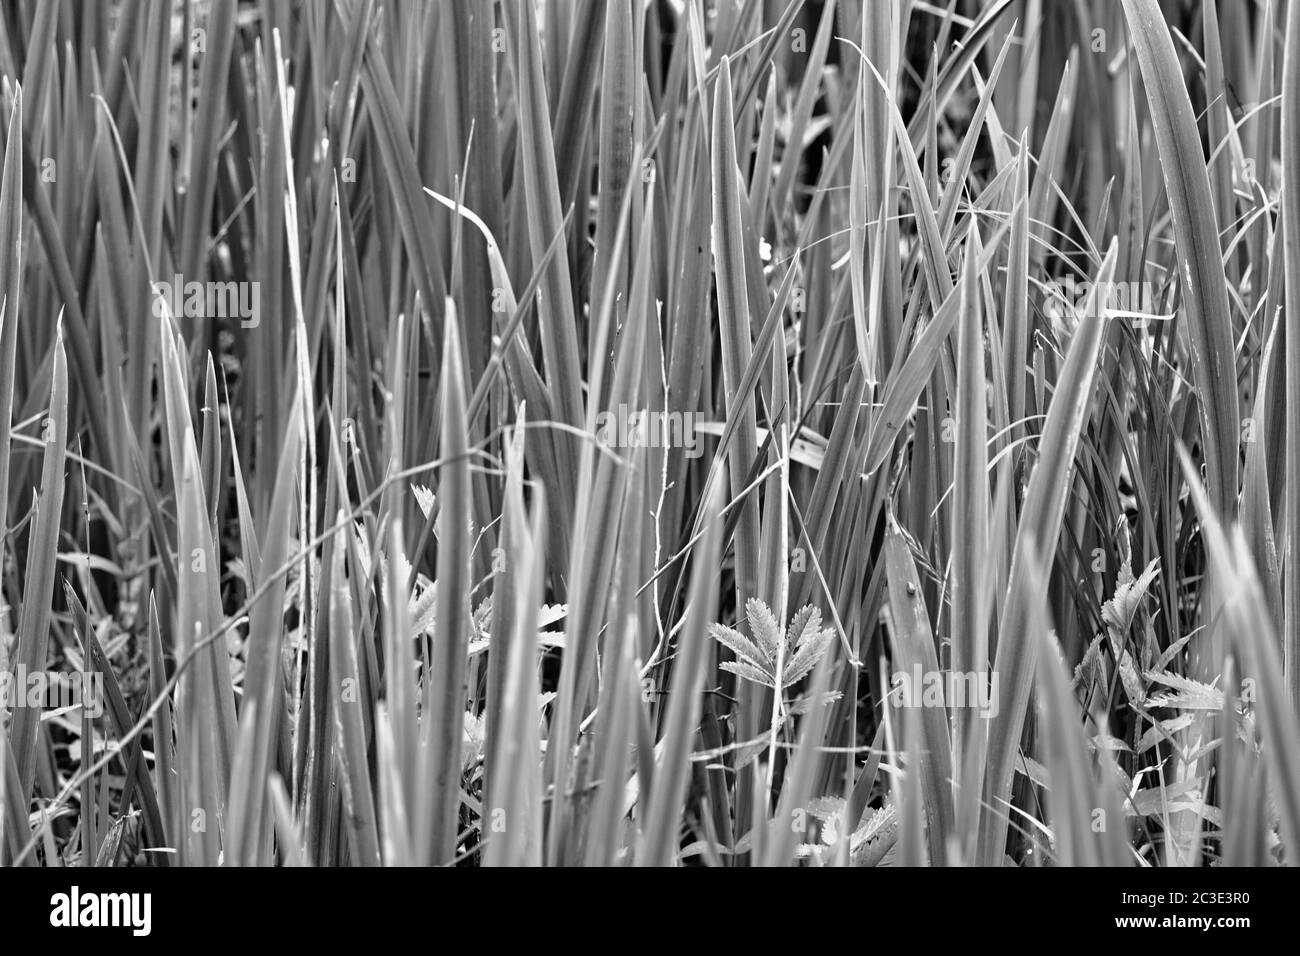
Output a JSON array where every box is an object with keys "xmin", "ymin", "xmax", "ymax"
[{"xmin": 708, "ymin": 598, "xmax": 834, "ymax": 692}]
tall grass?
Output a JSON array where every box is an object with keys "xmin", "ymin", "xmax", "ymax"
[{"xmin": 0, "ymin": 0, "xmax": 1297, "ymax": 867}]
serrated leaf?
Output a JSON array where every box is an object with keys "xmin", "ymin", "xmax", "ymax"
[
  {"xmin": 1101, "ymin": 557, "xmax": 1160, "ymax": 637},
  {"xmin": 786, "ymin": 605, "xmax": 823, "ymax": 650},
  {"xmin": 786, "ymin": 690, "xmax": 842, "ymax": 716},
  {"xmin": 1143, "ymin": 671, "xmax": 1224, "ymax": 711},
  {"xmin": 745, "ymin": 597, "xmax": 783, "ymax": 663},
  {"xmin": 781, "ymin": 629, "xmax": 832, "ymax": 688},
  {"xmin": 719, "ymin": 660, "xmax": 775, "ymax": 688},
  {"xmin": 707, "ymin": 622, "xmax": 768, "ymax": 670},
  {"xmin": 411, "ymin": 483, "xmax": 435, "ymax": 521}
]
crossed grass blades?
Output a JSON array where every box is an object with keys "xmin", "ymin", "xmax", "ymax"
[{"xmin": 0, "ymin": 0, "xmax": 1298, "ymax": 868}]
